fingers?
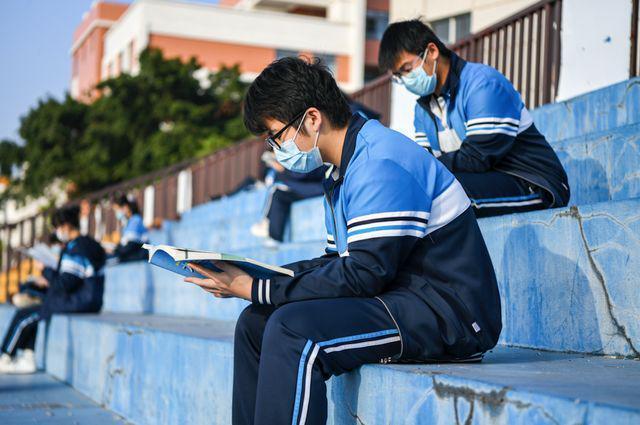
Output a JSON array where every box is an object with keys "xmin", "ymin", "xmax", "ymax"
[
  {"xmin": 188, "ymin": 263, "xmax": 220, "ymax": 279},
  {"xmin": 184, "ymin": 276, "xmax": 222, "ymax": 290},
  {"xmin": 213, "ymin": 261, "xmax": 247, "ymax": 276}
]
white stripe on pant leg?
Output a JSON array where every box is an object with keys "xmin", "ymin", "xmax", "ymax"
[
  {"xmin": 258, "ymin": 279, "xmax": 263, "ymax": 304},
  {"xmin": 323, "ymin": 336, "xmax": 402, "ymax": 353},
  {"xmin": 299, "ymin": 344, "xmax": 320, "ymax": 425},
  {"xmin": 6, "ymin": 313, "xmax": 39, "ymax": 354},
  {"xmin": 265, "ymin": 280, "xmax": 271, "ymax": 305}
]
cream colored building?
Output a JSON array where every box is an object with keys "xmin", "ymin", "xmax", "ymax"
[{"xmin": 389, "ymin": 0, "xmax": 539, "ymax": 43}]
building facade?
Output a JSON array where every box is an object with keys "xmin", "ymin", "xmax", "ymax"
[{"xmin": 71, "ymin": 0, "xmax": 390, "ymax": 102}]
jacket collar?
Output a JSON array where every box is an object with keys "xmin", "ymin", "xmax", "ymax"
[
  {"xmin": 336, "ymin": 113, "xmax": 367, "ymax": 179},
  {"xmin": 417, "ymin": 52, "xmax": 466, "ymax": 111}
]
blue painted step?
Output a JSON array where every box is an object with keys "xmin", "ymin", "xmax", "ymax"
[
  {"xmin": 532, "ymin": 77, "xmax": 640, "ymax": 142},
  {"xmin": 41, "ymin": 312, "xmax": 640, "ymax": 425},
  {"xmin": 102, "ymin": 197, "xmax": 640, "ymax": 358},
  {"xmin": 0, "ymin": 373, "xmax": 126, "ymax": 424}
]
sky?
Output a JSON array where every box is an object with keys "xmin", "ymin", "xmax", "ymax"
[{"xmin": 0, "ymin": 0, "xmax": 220, "ymax": 143}]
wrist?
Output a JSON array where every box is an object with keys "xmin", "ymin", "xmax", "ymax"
[{"xmin": 251, "ymin": 277, "xmax": 273, "ymax": 305}]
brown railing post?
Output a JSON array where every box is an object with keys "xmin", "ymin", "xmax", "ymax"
[
  {"xmin": 631, "ymin": 0, "xmax": 639, "ymax": 77},
  {"xmin": 5, "ymin": 225, "xmax": 12, "ymax": 302}
]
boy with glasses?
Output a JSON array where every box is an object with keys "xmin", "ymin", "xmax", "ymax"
[
  {"xmin": 379, "ymin": 19, "xmax": 570, "ymax": 217},
  {"xmin": 184, "ymin": 56, "xmax": 502, "ymax": 424}
]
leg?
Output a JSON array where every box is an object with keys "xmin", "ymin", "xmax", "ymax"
[
  {"xmin": 233, "ymin": 304, "xmax": 276, "ymax": 425},
  {"xmin": 454, "ymin": 170, "xmax": 551, "ymax": 218},
  {"xmin": 266, "ymin": 189, "xmax": 302, "ymax": 241},
  {"xmin": 254, "ymin": 298, "xmax": 401, "ymax": 425},
  {"xmin": 1, "ymin": 305, "xmax": 41, "ymax": 356}
]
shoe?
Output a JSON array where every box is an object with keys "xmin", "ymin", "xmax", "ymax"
[
  {"xmin": 263, "ymin": 237, "xmax": 280, "ymax": 249},
  {"xmin": 250, "ymin": 219, "xmax": 270, "ymax": 238},
  {"xmin": 0, "ymin": 353, "xmax": 12, "ymax": 373},
  {"xmin": 3, "ymin": 350, "xmax": 36, "ymax": 374},
  {"xmin": 12, "ymin": 293, "xmax": 42, "ymax": 308}
]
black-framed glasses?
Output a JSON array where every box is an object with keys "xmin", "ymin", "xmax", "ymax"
[{"xmin": 265, "ymin": 109, "xmax": 306, "ymax": 150}]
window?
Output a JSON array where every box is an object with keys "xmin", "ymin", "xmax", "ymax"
[
  {"xmin": 430, "ymin": 13, "xmax": 471, "ymax": 45},
  {"xmin": 276, "ymin": 49, "xmax": 299, "ymax": 60},
  {"xmin": 366, "ymin": 10, "xmax": 389, "ymax": 40}
]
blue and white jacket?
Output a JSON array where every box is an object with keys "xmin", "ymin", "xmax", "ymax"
[
  {"xmin": 414, "ymin": 53, "xmax": 570, "ymax": 207},
  {"xmin": 120, "ymin": 214, "xmax": 148, "ymax": 246},
  {"xmin": 251, "ymin": 115, "xmax": 502, "ymax": 360},
  {"xmin": 41, "ymin": 236, "xmax": 106, "ymax": 319}
]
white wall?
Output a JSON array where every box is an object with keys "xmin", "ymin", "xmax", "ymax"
[
  {"xmin": 556, "ymin": 0, "xmax": 632, "ymax": 101},
  {"xmin": 103, "ymin": 0, "xmax": 364, "ymax": 89},
  {"xmin": 389, "ymin": 83, "xmax": 418, "ymax": 137}
]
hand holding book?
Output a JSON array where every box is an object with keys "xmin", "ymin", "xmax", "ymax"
[{"xmin": 184, "ymin": 262, "xmax": 253, "ymax": 301}]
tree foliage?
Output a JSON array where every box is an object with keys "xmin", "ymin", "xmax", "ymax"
[{"xmin": 16, "ymin": 48, "xmax": 249, "ymax": 197}]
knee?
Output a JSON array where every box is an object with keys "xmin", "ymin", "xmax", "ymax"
[
  {"xmin": 262, "ymin": 303, "xmax": 309, "ymax": 348},
  {"xmin": 234, "ymin": 304, "xmax": 270, "ymax": 344}
]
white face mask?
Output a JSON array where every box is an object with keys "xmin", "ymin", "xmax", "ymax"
[
  {"xmin": 274, "ymin": 112, "xmax": 323, "ymax": 173},
  {"xmin": 401, "ymin": 51, "xmax": 438, "ymax": 97},
  {"xmin": 55, "ymin": 228, "xmax": 69, "ymax": 243}
]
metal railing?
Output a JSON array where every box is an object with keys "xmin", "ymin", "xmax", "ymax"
[
  {"xmin": 0, "ymin": 138, "xmax": 265, "ymax": 302},
  {"xmin": 351, "ymin": 73, "xmax": 392, "ymax": 126},
  {"xmin": 450, "ymin": 0, "xmax": 562, "ymax": 109}
]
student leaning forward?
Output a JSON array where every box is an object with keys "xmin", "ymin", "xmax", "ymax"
[{"xmin": 184, "ymin": 57, "xmax": 502, "ymax": 425}]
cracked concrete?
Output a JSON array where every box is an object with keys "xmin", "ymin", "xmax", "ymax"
[{"xmin": 568, "ymin": 206, "xmax": 640, "ymax": 358}]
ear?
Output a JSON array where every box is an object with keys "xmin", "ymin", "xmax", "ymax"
[
  {"xmin": 304, "ymin": 107, "xmax": 323, "ymax": 134},
  {"xmin": 426, "ymin": 42, "xmax": 440, "ymax": 62}
]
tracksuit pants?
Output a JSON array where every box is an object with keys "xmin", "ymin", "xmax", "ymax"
[
  {"xmin": 1, "ymin": 305, "xmax": 41, "ymax": 356},
  {"xmin": 232, "ymin": 298, "xmax": 402, "ymax": 425},
  {"xmin": 266, "ymin": 188, "xmax": 305, "ymax": 242},
  {"xmin": 454, "ymin": 170, "xmax": 551, "ymax": 218}
]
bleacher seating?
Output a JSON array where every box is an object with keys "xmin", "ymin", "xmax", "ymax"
[{"xmin": 3, "ymin": 78, "xmax": 640, "ymax": 424}]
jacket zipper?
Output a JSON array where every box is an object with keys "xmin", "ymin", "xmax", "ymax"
[{"xmin": 324, "ymin": 177, "xmax": 342, "ymax": 252}]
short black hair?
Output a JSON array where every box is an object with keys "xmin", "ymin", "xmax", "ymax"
[
  {"xmin": 113, "ymin": 194, "xmax": 140, "ymax": 215},
  {"xmin": 378, "ymin": 18, "xmax": 452, "ymax": 72},
  {"xmin": 243, "ymin": 57, "xmax": 352, "ymax": 135},
  {"xmin": 51, "ymin": 205, "xmax": 80, "ymax": 229}
]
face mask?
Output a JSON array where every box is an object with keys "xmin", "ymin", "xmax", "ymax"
[
  {"xmin": 115, "ymin": 210, "xmax": 126, "ymax": 223},
  {"xmin": 274, "ymin": 112, "xmax": 323, "ymax": 173},
  {"xmin": 56, "ymin": 229, "xmax": 69, "ymax": 243},
  {"xmin": 402, "ymin": 52, "xmax": 438, "ymax": 97}
]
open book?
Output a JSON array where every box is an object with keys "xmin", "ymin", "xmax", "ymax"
[
  {"xmin": 142, "ymin": 244, "xmax": 294, "ymax": 279},
  {"xmin": 19, "ymin": 244, "xmax": 60, "ymax": 269}
]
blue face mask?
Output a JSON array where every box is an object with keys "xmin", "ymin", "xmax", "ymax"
[
  {"xmin": 115, "ymin": 210, "xmax": 126, "ymax": 223},
  {"xmin": 274, "ymin": 113, "xmax": 323, "ymax": 173},
  {"xmin": 402, "ymin": 53, "xmax": 438, "ymax": 97}
]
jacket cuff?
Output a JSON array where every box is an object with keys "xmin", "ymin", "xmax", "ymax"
[{"xmin": 251, "ymin": 277, "xmax": 273, "ymax": 305}]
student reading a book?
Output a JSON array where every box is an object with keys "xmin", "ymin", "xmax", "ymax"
[
  {"xmin": 378, "ymin": 19, "xmax": 570, "ymax": 217},
  {"xmin": 11, "ymin": 232, "xmax": 62, "ymax": 308},
  {"xmin": 109, "ymin": 195, "xmax": 148, "ymax": 263},
  {"xmin": 184, "ymin": 57, "xmax": 502, "ymax": 425},
  {"xmin": 0, "ymin": 206, "xmax": 105, "ymax": 374}
]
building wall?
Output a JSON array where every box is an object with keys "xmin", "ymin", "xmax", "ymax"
[
  {"xmin": 100, "ymin": 0, "xmax": 363, "ymax": 90},
  {"xmin": 389, "ymin": 0, "xmax": 538, "ymax": 32},
  {"xmin": 70, "ymin": 2, "xmax": 128, "ymax": 101}
]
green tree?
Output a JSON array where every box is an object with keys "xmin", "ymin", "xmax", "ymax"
[
  {"xmin": 0, "ymin": 139, "xmax": 24, "ymax": 177},
  {"xmin": 17, "ymin": 48, "xmax": 250, "ymax": 197}
]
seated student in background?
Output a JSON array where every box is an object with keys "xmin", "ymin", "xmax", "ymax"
[
  {"xmin": 251, "ymin": 157, "xmax": 326, "ymax": 248},
  {"xmin": 109, "ymin": 195, "xmax": 148, "ymax": 263},
  {"xmin": 183, "ymin": 57, "xmax": 502, "ymax": 425},
  {"xmin": 11, "ymin": 233, "xmax": 62, "ymax": 309},
  {"xmin": 0, "ymin": 206, "xmax": 105, "ymax": 374},
  {"xmin": 378, "ymin": 19, "xmax": 570, "ymax": 217}
]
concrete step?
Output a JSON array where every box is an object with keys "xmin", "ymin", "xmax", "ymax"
[
  {"xmin": 102, "ymin": 198, "xmax": 640, "ymax": 358},
  {"xmin": 41, "ymin": 312, "xmax": 640, "ymax": 425},
  {"xmin": 0, "ymin": 372, "xmax": 127, "ymax": 424},
  {"xmin": 532, "ymin": 77, "xmax": 640, "ymax": 142}
]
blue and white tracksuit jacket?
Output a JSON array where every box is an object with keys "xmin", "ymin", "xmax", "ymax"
[
  {"xmin": 414, "ymin": 53, "xmax": 570, "ymax": 207},
  {"xmin": 41, "ymin": 236, "xmax": 106, "ymax": 319},
  {"xmin": 251, "ymin": 114, "xmax": 502, "ymax": 361},
  {"xmin": 114, "ymin": 214, "xmax": 149, "ymax": 262}
]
